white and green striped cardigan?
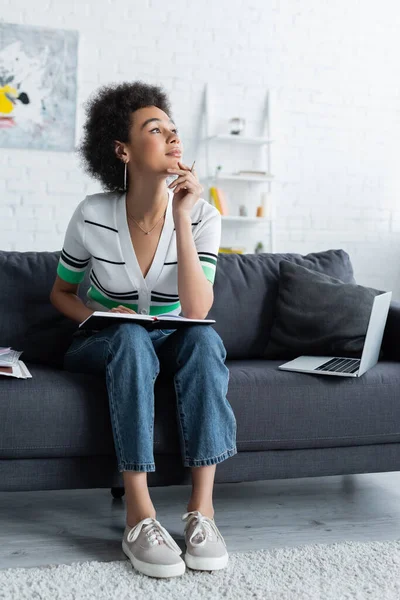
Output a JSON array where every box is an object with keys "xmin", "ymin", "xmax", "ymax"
[{"xmin": 57, "ymin": 188, "xmax": 221, "ymax": 317}]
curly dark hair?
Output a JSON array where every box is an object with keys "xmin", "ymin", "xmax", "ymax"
[{"xmin": 77, "ymin": 81, "xmax": 172, "ymax": 192}]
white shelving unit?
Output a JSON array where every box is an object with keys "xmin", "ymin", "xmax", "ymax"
[
  {"xmin": 200, "ymin": 84, "xmax": 275, "ymax": 253},
  {"xmin": 205, "ymin": 134, "xmax": 273, "ymax": 145},
  {"xmin": 203, "ymin": 174, "xmax": 274, "ymax": 183},
  {"xmin": 221, "ymin": 216, "xmax": 270, "ymax": 223}
]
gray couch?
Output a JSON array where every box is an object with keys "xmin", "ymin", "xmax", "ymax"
[{"xmin": 1, "ymin": 248, "xmax": 400, "ymax": 494}]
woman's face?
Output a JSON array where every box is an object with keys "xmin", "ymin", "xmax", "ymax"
[{"xmin": 120, "ymin": 105, "xmax": 183, "ymax": 174}]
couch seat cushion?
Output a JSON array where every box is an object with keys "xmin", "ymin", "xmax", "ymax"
[
  {"xmin": 1, "ymin": 361, "xmax": 399, "ymax": 459},
  {"xmin": 227, "ymin": 360, "xmax": 400, "ymax": 450},
  {"xmin": 0, "ymin": 365, "xmax": 180, "ymax": 460}
]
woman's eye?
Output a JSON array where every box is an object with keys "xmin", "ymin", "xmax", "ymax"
[{"xmin": 150, "ymin": 127, "xmax": 179, "ymax": 134}]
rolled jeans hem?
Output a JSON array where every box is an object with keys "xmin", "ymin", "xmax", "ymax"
[
  {"xmin": 118, "ymin": 462, "xmax": 156, "ymax": 473},
  {"xmin": 183, "ymin": 446, "xmax": 237, "ymax": 468}
]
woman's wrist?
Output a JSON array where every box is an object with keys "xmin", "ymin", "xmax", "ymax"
[{"xmin": 173, "ymin": 211, "xmax": 192, "ymax": 228}]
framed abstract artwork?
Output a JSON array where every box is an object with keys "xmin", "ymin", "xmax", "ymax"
[{"xmin": 0, "ymin": 22, "xmax": 78, "ymax": 152}]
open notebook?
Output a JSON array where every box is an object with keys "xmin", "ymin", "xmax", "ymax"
[{"xmin": 79, "ymin": 311, "xmax": 216, "ymax": 331}]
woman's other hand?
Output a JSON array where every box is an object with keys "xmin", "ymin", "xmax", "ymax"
[{"xmin": 110, "ymin": 305, "xmax": 137, "ymax": 314}]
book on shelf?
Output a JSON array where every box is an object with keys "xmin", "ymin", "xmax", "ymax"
[
  {"xmin": 79, "ymin": 311, "xmax": 216, "ymax": 332},
  {"xmin": 209, "ymin": 186, "xmax": 229, "ymax": 215},
  {"xmin": 219, "ymin": 247, "xmax": 245, "ymax": 254},
  {"xmin": 0, "ymin": 347, "xmax": 32, "ymax": 379}
]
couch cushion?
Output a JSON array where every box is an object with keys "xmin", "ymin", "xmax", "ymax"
[
  {"xmin": 210, "ymin": 248, "xmax": 356, "ymax": 358},
  {"xmin": 0, "ymin": 251, "xmax": 90, "ymax": 368},
  {"xmin": 0, "ymin": 365, "xmax": 180, "ymax": 460},
  {"xmin": 264, "ymin": 260, "xmax": 384, "ymax": 359},
  {"xmin": 1, "ymin": 361, "xmax": 400, "ymax": 459},
  {"xmin": 227, "ymin": 359, "xmax": 400, "ymax": 451}
]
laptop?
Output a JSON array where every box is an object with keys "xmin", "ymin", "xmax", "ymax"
[{"xmin": 278, "ymin": 291, "xmax": 392, "ymax": 378}]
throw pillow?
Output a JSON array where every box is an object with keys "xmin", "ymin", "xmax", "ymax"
[{"xmin": 264, "ymin": 260, "xmax": 385, "ymax": 359}]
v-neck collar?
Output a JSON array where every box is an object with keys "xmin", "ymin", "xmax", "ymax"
[{"xmin": 116, "ymin": 187, "xmax": 174, "ymax": 291}]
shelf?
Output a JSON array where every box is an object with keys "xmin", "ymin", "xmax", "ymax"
[
  {"xmin": 202, "ymin": 84, "xmax": 275, "ymax": 252},
  {"xmin": 221, "ymin": 216, "xmax": 270, "ymax": 223},
  {"xmin": 205, "ymin": 134, "xmax": 273, "ymax": 145},
  {"xmin": 203, "ymin": 174, "xmax": 274, "ymax": 182}
]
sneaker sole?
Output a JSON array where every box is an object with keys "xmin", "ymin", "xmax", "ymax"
[
  {"xmin": 184, "ymin": 551, "xmax": 229, "ymax": 571},
  {"xmin": 122, "ymin": 541, "xmax": 186, "ymax": 579}
]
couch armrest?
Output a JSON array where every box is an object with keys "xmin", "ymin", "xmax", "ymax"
[{"xmin": 382, "ymin": 300, "xmax": 400, "ymax": 361}]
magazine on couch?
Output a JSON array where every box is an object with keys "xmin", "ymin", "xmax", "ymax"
[
  {"xmin": 79, "ymin": 311, "xmax": 216, "ymax": 331},
  {"xmin": 0, "ymin": 361, "xmax": 32, "ymax": 379},
  {"xmin": 0, "ymin": 347, "xmax": 32, "ymax": 379}
]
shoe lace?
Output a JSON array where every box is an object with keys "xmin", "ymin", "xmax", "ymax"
[
  {"xmin": 182, "ymin": 511, "xmax": 226, "ymax": 548},
  {"xmin": 127, "ymin": 518, "xmax": 181, "ymax": 553}
]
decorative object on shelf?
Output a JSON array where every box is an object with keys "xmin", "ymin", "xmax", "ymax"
[
  {"xmin": 261, "ymin": 191, "xmax": 272, "ymax": 218},
  {"xmin": 229, "ymin": 117, "xmax": 245, "ymax": 135},
  {"xmin": 219, "ymin": 247, "xmax": 245, "ymax": 254},
  {"xmin": 209, "ymin": 186, "xmax": 229, "ymax": 215},
  {"xmin": 254, "ymin": 242, "xmax": 264, "ymax": 254},
  {"xmin": 256, "ymin": 205, "xmax": 265, "ymax": 217},
  {"xmin": 239, "ymin": 204, "xmax": 248, "ymax": 217}
]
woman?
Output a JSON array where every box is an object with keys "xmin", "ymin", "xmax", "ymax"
[{"xmin": 50, "ymin": 81, "xmax": 237, "ymax": 579}]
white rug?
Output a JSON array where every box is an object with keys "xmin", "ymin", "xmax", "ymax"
[{"xmin": 1, "ymin": 539, "xmax": 400, "ymax": 600}]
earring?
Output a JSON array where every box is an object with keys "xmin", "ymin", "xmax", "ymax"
[{"xmin": 124, "ymin": 162, "xmax": 127, "ymax": 190}]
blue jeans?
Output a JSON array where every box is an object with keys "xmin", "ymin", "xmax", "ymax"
[{"xmin": 63, "ymin": 323, "xmax": 237, "ymax": 472}]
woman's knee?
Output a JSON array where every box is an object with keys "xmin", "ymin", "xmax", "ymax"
[
  {"xmin": 107, "ymin": 323, "xmax": 159, "ymax": 371},
  {"xmin": 182, "ymin": 326, "xmax": 226, "ymax": 359}
]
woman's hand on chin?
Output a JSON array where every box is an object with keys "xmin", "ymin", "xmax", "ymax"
[
  {"xmin": 167, "ymin": 161, "xmax": 202, "ymax": 219},
  {"xmin": 110, "ymin": 306, "xmax": 137, "ymax": 314}
]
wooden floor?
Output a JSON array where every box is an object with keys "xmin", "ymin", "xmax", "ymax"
[{"xmin": 1, "ymin": 472, "xmax": 400, "ymax": 570}]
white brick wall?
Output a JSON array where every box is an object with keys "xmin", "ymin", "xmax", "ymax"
[{"xmin": 2, "ymin": 0, "xmax": 400, "ymax": 299}]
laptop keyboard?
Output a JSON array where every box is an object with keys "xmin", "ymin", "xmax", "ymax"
[{"xmin": 315, "ymin": 357, "xmax": 360, "ymax": 374}]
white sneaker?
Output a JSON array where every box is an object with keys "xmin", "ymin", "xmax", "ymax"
[
  {"xmin": 122, "ymin": 517, "xmax": 186, "ymax": 579},
  {"xmin": 182, "ymin": 510, "xmax": 229, "ymax": 571}
]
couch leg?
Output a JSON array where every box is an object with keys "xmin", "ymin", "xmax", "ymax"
[{"xmin": 111, "ymin": 486, "xmax": 125, "ymax": 499}]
